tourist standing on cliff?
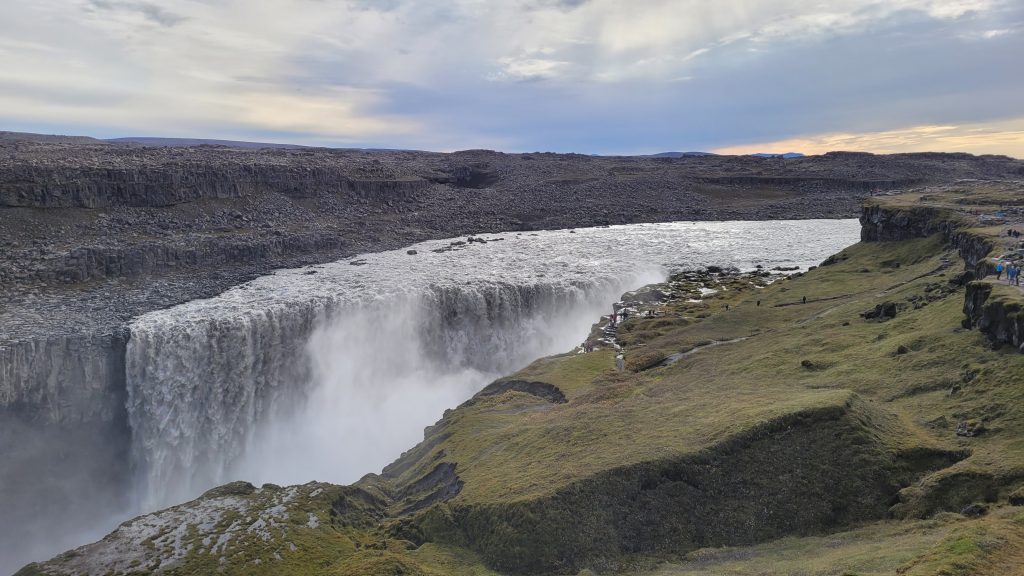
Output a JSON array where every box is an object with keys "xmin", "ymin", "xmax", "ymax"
[
  {"xmin": 996, "ymin": 262, "xmax": 1004, "ymax": 279},
  {"xmin": 1008, "ymin": 265, "xmax": 1018, "ymax": 285}
]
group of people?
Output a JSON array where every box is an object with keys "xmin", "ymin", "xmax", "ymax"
[
  {"xmin": 1008, "ymin": 229, "xmax": 1021, "ymax": 238},
  {"xmin": 995, "ymin": 261, "xmax": 1022, "ymax": 286},
  {"xmin": 609, "ymin": 308, "xmax": 630, "ymax": 326}
]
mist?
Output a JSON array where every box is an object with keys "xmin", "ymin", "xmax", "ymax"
[{"xmin": 233, "ymin": 276, "xmax": 659, "ymax": 487}]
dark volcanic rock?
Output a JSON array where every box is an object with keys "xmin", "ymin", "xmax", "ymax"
[
  {"xmin": 449, "ymin": 163, "xmax": 500, "ymax": 188},
  {"xmin": 960, "ymin": 503, "xmax": 988, "ymax": 517},
  {"xmin": 861, "ymin": 301, "xmax": 899, "ymax": 320}
]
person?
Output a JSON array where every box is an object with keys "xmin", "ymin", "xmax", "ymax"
[
  {"xmin": 1017, "ymin": 265, "xmax": 1022, "ymax": 287},
  {"xmin": 802, "ymin": 296, "xmax": 807, "ymax": 304},
  {"xmin": 1009, "ymin": 265, "xmax": 1018, "ymax": 285},
  {"xmin": 757, "ymin": 300, "xmax": 761, "ymax": 307},
  {"xmin": 996, "ymin": 261, "xmax": 1004, "ymax": 279}
]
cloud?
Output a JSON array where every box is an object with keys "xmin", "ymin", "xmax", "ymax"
[
  {"xmin": 85, "ymin": 0, "xmax": 187, "ymax": 27},
  {"xmin": 712, "ymin": 119, "xmax": 1024, "ymax": 158},
  {"xmin": 982, "ymin": 28, "xmax": 1013, "ymax": 37},
  {"xmin": 493, "ymin": 57, "xmax": 572, "ymax": 81},
  {"xmin": 0, "ymin": 0, "xmax": 1021, "ymax": 152}
]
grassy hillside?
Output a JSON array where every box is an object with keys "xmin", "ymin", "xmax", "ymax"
[{"xmin": 25, "ymin": 185, "xmax": 1024, "ymax": 576}]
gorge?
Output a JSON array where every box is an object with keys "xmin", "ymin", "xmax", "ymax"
[
  {"xmin": 4, "ymin": 134, "xmax": 1024, "ymax": 575},
  {"xmin": 4, "ymin": 219, "xmax": 859, "ymax": 572}
]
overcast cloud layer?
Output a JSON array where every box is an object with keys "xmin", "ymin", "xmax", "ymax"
[{"xmin": 1, "ymin": 0, "xmax": 1022, "ymax": 155}]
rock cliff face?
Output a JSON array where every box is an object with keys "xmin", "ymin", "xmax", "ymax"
[
  {"xmin": 701, "ymin": 175, "xmax": 922, "ymax": 191},
  {"xmin": 0, "ymin": 330, "xmax": 127, "ymax": 424},
  {"xmin": 0, "ymin": 162, "xmax": 431, "ymax": 208},
  {"xmin": 963, "ymin": 283, "xmax": 1024, "ymax": 351},
  {"xmin": 860, "ymin": 201, "xmax": 1024, "ymax": 351},
  {"xmin": 861, "ymin": 203, "xmax": 996, "ymax": 276},
  {"xmin": 859, "ymin": 203, "xmax": 961, "ymax": 242},
  {"xmin": 0, "ymin": 330, "xmax": 132, "ymax": 570},
  {"xmin": 44, "ymin": 233, "xmax": 348, "ymax": 284}
]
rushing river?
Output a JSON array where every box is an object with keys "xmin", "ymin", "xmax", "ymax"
[{"xmin": 125, "ymin": 219, "xmax": 861, "ymax": 510}]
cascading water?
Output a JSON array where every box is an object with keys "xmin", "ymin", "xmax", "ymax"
[
  {"xmin": 125, "ymin": 219, "xmax": 861, "ymax": 511},
  {"xmin": 127, "ymin": 275, "xmax": 648, "ymax": 509}
]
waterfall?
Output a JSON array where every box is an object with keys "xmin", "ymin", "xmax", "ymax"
[
  {"xmin": 125, "ymin": 299, "xmax": 326, "ymax": 509},
  {"xmin": 124, "ymin": 219, "xmax": 863, "ymax": 510},
  {"xmin": 126, "ymin": 275, "xmax": 651, "ymax": 509}
]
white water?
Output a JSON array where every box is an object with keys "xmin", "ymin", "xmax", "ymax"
[{"xmin": 126, "ymin": 219, "xmax": 860, "ymax": 510}]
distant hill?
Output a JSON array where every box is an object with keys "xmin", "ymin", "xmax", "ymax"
[
  {"xmin": 105, "ymin": 137, "xmax": 308, "ymax": 149},
  {"xmin": 646, "ymin": 151, "xmax": 717, "ymax": 158},
  {"xmin": 0, "ymin": 131, "xmax": 107, "ymax": 144},
  {"xmin": 751, "ymin": 152, "xmax": 804, "ymax": 158}
]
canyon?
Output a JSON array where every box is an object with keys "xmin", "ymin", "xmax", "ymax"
[{"xmin": 3, "ymin": 132, "xmax": 1024, "ymax": 574}]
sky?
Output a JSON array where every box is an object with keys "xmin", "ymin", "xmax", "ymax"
[{"xmin": 1, "ymin": 0, "xmax": 1022, "ymax": 156}]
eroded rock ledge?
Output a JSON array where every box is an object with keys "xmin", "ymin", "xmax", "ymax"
[{"xmin": 860, "ymin": 191, "xmax": 1024, "ymax": 351}]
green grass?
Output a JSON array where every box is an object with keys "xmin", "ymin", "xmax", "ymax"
[
  {"xmin": 641, "ymin": 508, "xmax": 1024, "ymax": 576},
  {"xmin": 391, "ymin": 236, "xmax": 968, "ymax": 506}
]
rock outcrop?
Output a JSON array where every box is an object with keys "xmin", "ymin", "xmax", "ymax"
[
  {"xmin": 859, "ymin": 203, "xmax": 961, "ymax": 242},
  {"xmin": 860, "ymin": 198, "xmax": 1024, "ymax": 352},
  {"xmin": 963, "ymin": 282, "xmax": 1024, "ymax": 351},
  {"xmin": 0, "ymin": 159, "xmax": 431, "ymax": 208}
]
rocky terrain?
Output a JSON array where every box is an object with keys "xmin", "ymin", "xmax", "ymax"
[
  {"xmin": 21, "ymin": 183, "xmax": 1024, "ymax": 575},
  {"xmin": 3, "ymin": 132, "xmax": 1024, "ymax": 574},
  {"xmin": 3, "ymin": 133, "xmax": 1021, "ymax": 338}
]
